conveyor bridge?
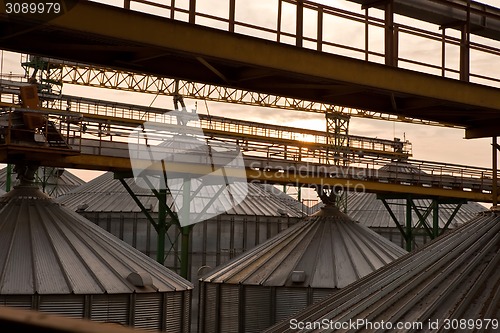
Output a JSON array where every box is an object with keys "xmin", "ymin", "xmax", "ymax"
[{"xmin": 0, "ymin": 105, "xmax": 496, "ymax": 203}]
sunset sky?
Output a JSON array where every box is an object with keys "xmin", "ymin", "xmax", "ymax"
[{"xmin": 1, "ymin": 0, "xmax": 500, "ymax": 183}]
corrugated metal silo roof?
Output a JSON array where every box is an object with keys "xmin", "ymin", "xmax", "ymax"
[
  {"xmin": 0, "ymin": 185, "xmax": 193, "ymax": 295},
  {"xmin": 201, "ymin": 205, "xmax": 407, "ymax": 289},
  {"xmin": 266, "ymin": 210, "xmax": 500, "ymax": 333},
  {"xmin": 56, "ymin": 172, "xmax": 304, "ymax": 217}
]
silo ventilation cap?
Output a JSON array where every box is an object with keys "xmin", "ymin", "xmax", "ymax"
[
  {"xmin": 291, "ymin": 270, "xmax": 306, "ymax": 283},
  {"xmin": 127, "ymin": 271, "xmax": 153, "ymax": 287}
]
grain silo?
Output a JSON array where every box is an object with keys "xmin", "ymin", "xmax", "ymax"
[
  {"xmin": 56, "ymin": 172, "xmax": 305, "ymax": 280},
  {"xmin": 266, "ymin": 209, "xmax": 499, "ymax": 333},
  {"xmin": 347, "ymin": 192, "xmax": 486, "ymax": 247},
  {"xmin": 311, "ymin": 160, "xmax": 487, "ymax": 248},
  {"xmin": 198, "ymin": 204, "xmax": 407, "ymax": 333},
  {"xmin": 0, "ymin": 166, "xmax": 85, "ymax": 197},
  {"xmin": 0, "ymin": 183, "xmax": 193, "ymax": 332}
]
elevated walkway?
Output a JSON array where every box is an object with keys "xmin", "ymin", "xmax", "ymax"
[{"xmin": 0, "ymin": 105, "xmax": 496, "ymax": 203}]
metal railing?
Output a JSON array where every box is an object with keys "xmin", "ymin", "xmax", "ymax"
[
  {"xmin": 0, "ymin": 84, "xmax": 412, "ymax": 160},
  {"xmin": 0, "ymin": 107, "xmax": 82, "ymax": 152},
  {"xmin": 112, "ymin": 0, "xmax": 500, "ymax": 87},
  {"xmin": 0, "ymin": 104, "xmax": 494, "ymax": 196}
]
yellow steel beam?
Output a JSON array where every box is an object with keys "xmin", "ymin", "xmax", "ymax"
[{"xmin": 25, "ymin": 153, "xmax": 494, "ymax": 202}]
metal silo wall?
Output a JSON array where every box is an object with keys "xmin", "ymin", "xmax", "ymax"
[
  {"xmin": 134, "ymin": 293, "xmax": 163, "ymax": 331},
  {"xmin": 275, "ymin": 288, "xmax": 308, "ymax": 323},
  {"xmin": 90, "ymin": 294, "xmax": 130, "ymax": 324},
  {"xmin": 38, "ymin": 295, "xmax": 86, "ymax": 319},
  {"xmin": 0, "ymin": 295, "xmax": 32, "ymax": 310},
  {"xmin": 243, "ymin": 286, "xmax": 272, "ymax": 333},
  {"xmin": 199, "ymin": 282, "xmax": 218, "ymax": 333},
  {"xmin": 197, "ymin": 284, "xmax": 339, "ymax": 332},
  {"xmin": 219, "ymin": 284, "xmax": 239, "ymax": 333},
  {"xmin": 1, "ymin": 293, "xmax": 191, "ymax": 332}
]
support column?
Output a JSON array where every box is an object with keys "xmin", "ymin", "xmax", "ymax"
[
  {"xmin": 317, "ymin": 6, "xmax": 323, "ymax": 51},
  {"xmin": 180, "ymin": 178, "xmax": 192, "ymax": 279},
  {"xmin": 229, "ymin": 0, "xmax": 236, "ymax": 33},
  {"xmin": 189, "ymin": 0, "xmax": 196, "ymax": 24},
  {"xmin": 296, "ymin": 0, "xmax": 304, "ymax": 47},
  {"xmin": 432, "ymin": 199, "xmax": 439, "ymax": 238},
  {"xmin": 493, "ymin": 136, "xmax": 498, "ymax": 207},
  {"xmin": 384, "ymin": 0, "xmax": 397, "ymax": 66},
  {"xmin": 325, "ymin": 110, "xmax": 350, "ymax": 166},
  {"xmin": 405, "ymin": 199, "xmax": 413, "ymax": 251},
  {"xmin": 5, "ymin": 163, "xmax": 12, "ymax": 192},
  {"xmin": 157, "ymin": 189, "xmax": 167, "ymax": 264},
  {"xmin": 460, "ymin": 1, "xmax": 471, "ymax": 81}
]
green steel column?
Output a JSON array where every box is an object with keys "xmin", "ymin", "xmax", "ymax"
[
  {"xmin": 156, "ymin": 188, "xmax": 167, "ymax": 264},
  {"xmin": 180, "ymin": 179, "xmax": 191, "ymax": 279},
  {"xmin": 406, "ymin": 199, "xmax": 413, "ymax": 251},
  {"xmin": 432, "ymin": 200, "xmax": 439, "ymax": 238},
  {"xmin": 5, "ymin": 164, "xmax": 12, "ymax": 192}
]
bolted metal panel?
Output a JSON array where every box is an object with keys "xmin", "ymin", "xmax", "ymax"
[
  {"xmin": 134, "ymin": 293, "xmax": 162, "ymax": 331},
  {"xmin": 200, "ymin": 282, "xmax": 218, "ymax": 333},
  {"xmin": 182, "ymin": 291, "xmax": 191, "ymax": 333},
  {"xmin": 198, "ymin": 283, "xmax": 206, "ymax": 333},
  {"xmin": 165, "ymin": 292, "xmax": 183, "ymax": 333},
  {"xmin": 219, "ymin": 284, "xmax": 239, "ymax": 333},
  {"xmin": 244, "ymin": 286, "xmax": 272, "ymax": 333},
  {"xmin": 165, "ymin": 293, "xmax": 179, "ymax": 332},
  {"xmin": 39, "ymin": 295, "xmax": 85, "ymax": 319},
  {"xmin": 90, "ymin": 294, "xmax": 130, "ymax": 326},
  {"xmin": 275, "ymin": 288, "xmax": 308, "ymax": 323}
]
